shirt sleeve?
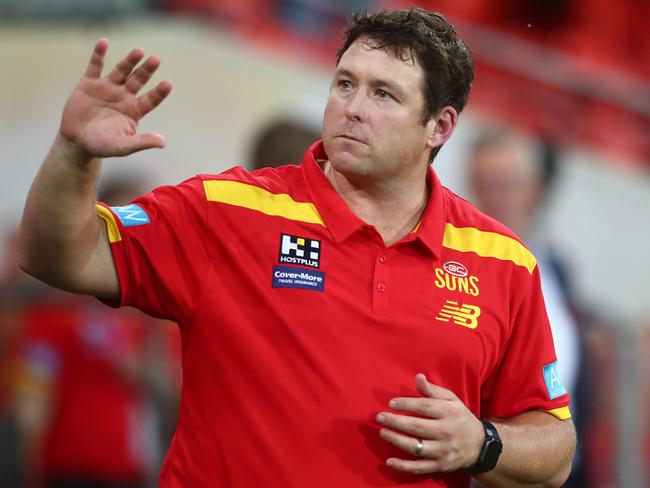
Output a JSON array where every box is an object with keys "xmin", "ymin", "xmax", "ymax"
[
  {"xmin": 481, "ymin": 266, "xmax": 571, "ymax": 421},
  {"xmin": 96, "ymin": 176, "xmax": 211, "ymax": 324}
]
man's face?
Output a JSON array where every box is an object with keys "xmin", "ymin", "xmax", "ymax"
[
  {"xmin": 322, "ymin": 38, "xmax": 435, "ymax": 184},
  {"xmin": 469, "ymin": 142, "xmax": 541, "ymax": 234}
]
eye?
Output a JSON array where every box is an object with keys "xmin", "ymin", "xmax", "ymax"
[
  {"xmin": 337, "ymin": 79, "xmax": 352, "ymax": 90},
  {"xmin": 376, "ymin": 89, "xmax": 393, "ymax": 100}
]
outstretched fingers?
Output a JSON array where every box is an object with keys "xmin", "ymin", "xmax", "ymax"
[
  {"xmin": 85, "ymin": 39, "xmax": 109, "ymax": 78},
  {"xmin": 136, "ymin": 80, "xmax": 173, "ymax": 117},
  {"xmin": 107, "ymin": 47, "xmax": 145, "ymax": 84},
  {"xmin": 124, "ymin": 55, "xmax": 161, "ymax": 94}
]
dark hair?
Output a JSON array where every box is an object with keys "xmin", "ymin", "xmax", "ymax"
[{"xmin": 336, "ymin": 8, "xmax": 474, "ymax": 134}]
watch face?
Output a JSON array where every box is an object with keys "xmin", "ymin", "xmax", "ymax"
[
  {"xmin": 486, "ymin": 436, "xmax": 502, "ymax": 453},
  {"xmin": 484, "ymin": 435, "xmax": 503, "ymax": 468},
  {"xmin": 467, "ymin": 421, "xmax": 502, "ymax": 474}
]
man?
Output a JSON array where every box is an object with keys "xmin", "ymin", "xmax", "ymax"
[
  {"xmin": 8, "ymin": 178, "xmax": 180, "ymax": 488},
  {"xmin": 19, "ymin": 8, "xmax": 575, "ymax": 487},
  {"xmin": 467, "ymin": 131, "xmax": 592, "ymax": 487},
  {"xmin": 468, "ymin": 132, "xmax": 580, "ymax": 398}
]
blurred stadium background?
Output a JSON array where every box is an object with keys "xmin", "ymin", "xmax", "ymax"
[{"xmin": 0, "ymin": 0, "xmax": 648, "ymax": 487}]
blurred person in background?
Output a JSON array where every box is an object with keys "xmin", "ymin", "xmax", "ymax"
[
  {"xmin": 248, "ymin": 117, "xmax": 321, "ymax": 170},
  {"xmin": 6, "ymin": 178, "xmax": 181, "ymax": 488},
  {"xmin": 467, "ymin": 130, "xmax": 593, "ymax": 488},
  {"xmin": 0, "ymin": 230, "xmax": 32, "ymax": 487},
  {"xmin": 18, "ymin": 8, "xmax": 575, "ymax": 487}
]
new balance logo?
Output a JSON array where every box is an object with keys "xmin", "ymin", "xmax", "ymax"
[
  {"xmin": 435, "ymin": 300, "xmax": 481, "ymax": 329},
  {"xmin": 278, "ymin": 234, "xmax": 321, "ymax": 268}
]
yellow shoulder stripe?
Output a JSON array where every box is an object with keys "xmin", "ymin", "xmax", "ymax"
[
  {"xmin": 545, "ymin": 406, "xmax": 572, "ymax": 420},
  {"xmin": 96, "ymin": 204, "xmax": 122, "ymax": 243},
  {"xmin": 203, "ymin": 180, "xmax": 325, "ymax": 226},
  {"xmin": 442, "ymin": 223, "xmax": 536, "ymax": 273}
]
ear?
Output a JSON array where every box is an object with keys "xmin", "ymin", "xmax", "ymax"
[{"xmin": 426, "ymin": 106, "xmax": 458, "ymax": 150}]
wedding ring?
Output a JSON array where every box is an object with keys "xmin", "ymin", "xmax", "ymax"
[{"xmin": 415, "ymin": 439, "xmax": 424, "ymax": 456}]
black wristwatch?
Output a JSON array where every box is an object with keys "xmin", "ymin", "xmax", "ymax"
[{"xmin": 466, "ymin": 419, "xmax": 502, "ymax": 475}]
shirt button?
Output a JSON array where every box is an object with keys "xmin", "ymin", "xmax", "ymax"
[
  {"xmin": 378, "ymin": 255, "xmax": 387, "ymax": 263},
  {"xmin": 377, "ymin": 283, "xmax": 386, "ymax": 292}
]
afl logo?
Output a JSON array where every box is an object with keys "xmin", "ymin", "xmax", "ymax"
[{"xmin": 443, "ymin": 261, "xmax": 468, "ymax": 277}]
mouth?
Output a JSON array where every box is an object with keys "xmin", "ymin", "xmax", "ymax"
[{"xmin": 337, "ymin": 134, "xmax": 368, "ymax": 145}]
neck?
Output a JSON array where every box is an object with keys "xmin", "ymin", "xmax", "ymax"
[{"xmin": 323, "ymin": 161, "xmax": 429, "ymax": 246}]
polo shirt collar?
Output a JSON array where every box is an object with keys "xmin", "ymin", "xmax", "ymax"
[
  {"xmin": 416, "ymin": 167, "xmax": 445, "ymax": 259},
  {"xmin": 301, "ymin": 140, "xmax": 445, "ymax": 259}
]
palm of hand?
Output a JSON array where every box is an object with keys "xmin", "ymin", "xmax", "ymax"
[
  {"xmin": 61, "ymin": 78, "xmax": 141, "ymax": 157},
  {"xmin": 59, "ymin": 39, "xmax": 172, "ymax": 159}
]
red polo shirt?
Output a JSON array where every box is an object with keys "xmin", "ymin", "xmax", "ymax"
[{"xmin": 98, "ymin": 141, "xmax": 570, "ymax": 487}]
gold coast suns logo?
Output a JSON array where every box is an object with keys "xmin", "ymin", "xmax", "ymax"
[{"xmin": 434, "ymin": 261, "xmax": 480, "ymax": 296}]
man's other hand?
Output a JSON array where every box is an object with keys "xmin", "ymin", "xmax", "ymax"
[{"xmin": 376, "ymin": 373, "xmax": 485, "ymax": 474}]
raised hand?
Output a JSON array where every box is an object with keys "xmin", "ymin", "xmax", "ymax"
[
  {"xmin": 59, "ymin": 39, "xmax": 173, "ymax": 160},
  {"xmin": 376, "ymin": 373, "xmax": 485, "ymax": 474}
]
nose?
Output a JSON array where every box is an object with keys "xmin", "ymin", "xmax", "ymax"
[{"xmin": 344, "ymin": 90, "xmax": 365, "ymax": 122}]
